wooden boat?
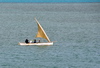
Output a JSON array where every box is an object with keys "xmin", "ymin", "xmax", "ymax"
[{"xmin": 19, "ymin": 18, "xmax": 53, "ymax": 46}]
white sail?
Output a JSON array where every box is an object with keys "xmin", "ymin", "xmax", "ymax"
[{"xmin": 35, "ymin": 18, "xmax": 51, "ymax": 42}]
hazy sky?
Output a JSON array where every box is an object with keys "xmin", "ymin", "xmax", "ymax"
[{"xmin": 0, "ymin": 0, "xmax": 100, "ymax": 2}]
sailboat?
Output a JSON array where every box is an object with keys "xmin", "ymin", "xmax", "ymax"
[{"xmin": 19, "ymin": 18, "xmax": 53, "ymax": 46}]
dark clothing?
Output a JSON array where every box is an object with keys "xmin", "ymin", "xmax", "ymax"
[
  {"xmin": 25, "ymin": 39, "xmax": 29, "ymax": 43},
  {"xmin": 34, "ymin": 39, "xmax": 36, "ymax": 43},
  {"xmin": 38, "ymin": 40, "xmax": 40, "ymax": 43}
]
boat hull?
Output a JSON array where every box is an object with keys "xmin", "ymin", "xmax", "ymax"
[{"xmin": 18, "ymin": 42, "xmax": 53, "ymax": 46}]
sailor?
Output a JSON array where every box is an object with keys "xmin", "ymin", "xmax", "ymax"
[
  {"xmin": 38, "ymin": 40, "xmax": 40, "ymax": 43},
  {"xmin": 25, "ymin": 39, "xmax": 29, "ymax": 43},
  {"xmin": 30, "ymin": 40, "xmax": 32, "ymax": 43},
  {"xmin": 34, "ymin": 39, "xmax": 36, "ymax": 43}
]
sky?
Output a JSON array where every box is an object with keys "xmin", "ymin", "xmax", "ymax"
[{"xmin": 0, "ymin": 0, "xmax": 100, "ymax": 2}]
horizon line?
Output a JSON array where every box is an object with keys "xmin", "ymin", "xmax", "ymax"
[{"xmin": 0, "ymin": 2, "xmax": 100, "ymax": 3}]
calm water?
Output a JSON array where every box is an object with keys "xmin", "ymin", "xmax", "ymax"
[{"xmin": 0, "ymin": 3, "xmax": 100, "ymax": 68}]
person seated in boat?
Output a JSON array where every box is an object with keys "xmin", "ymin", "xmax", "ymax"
[
  {"xmin": 30, "ymin": 40, "xmax": 32, "ymax": 43},
  {"xmin": 25, "ymin": 39, "xmax": 29, "ymax": 43},
  {"xmin": 38, "ymin": 40, "xmax": 40, "ymax": 43},
  {"xmin": 33, "ymin": 39, "xmax": 36, "ymax": 43}
]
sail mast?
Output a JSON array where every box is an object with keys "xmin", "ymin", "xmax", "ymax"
[{"xmin": 35, "ymin": 18, "xmax": 51, "ymax": 42}]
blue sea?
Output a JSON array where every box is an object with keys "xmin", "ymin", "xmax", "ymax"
[{"xmin": 0, "ymin": 3, "xmax": 100, "ymax": 68}]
